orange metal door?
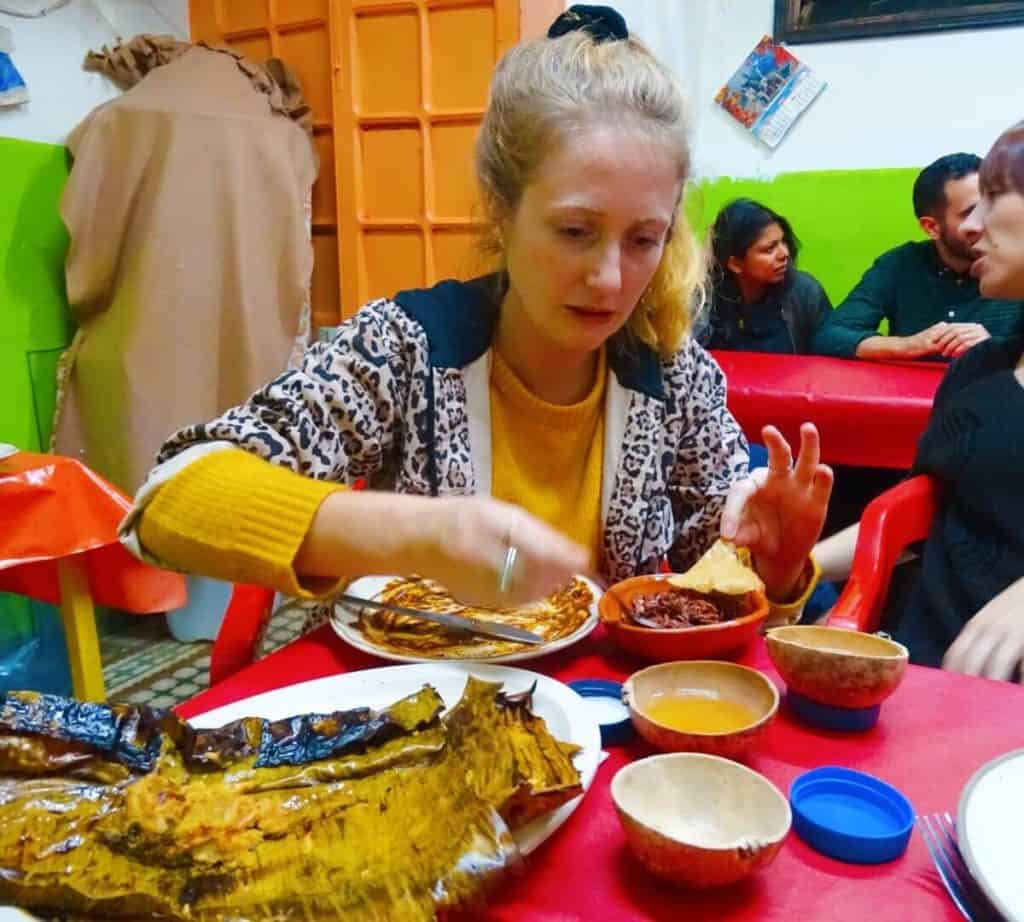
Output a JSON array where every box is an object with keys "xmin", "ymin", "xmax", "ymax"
[
  {"xmin": 191, "ymin": 0, "xmax": 560, "ymax": 323},
  {"xmin": 334, "ymin": 0, "xmax": 523, "ymax": 313},
  {"xmin": 189, "ymin": 0, "xmax": 340, "ymax": 329}
]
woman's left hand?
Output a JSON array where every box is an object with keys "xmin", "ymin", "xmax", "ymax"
[{"xmin": 720, "ymin": 423, "xmax": 833, "ymax": 601}]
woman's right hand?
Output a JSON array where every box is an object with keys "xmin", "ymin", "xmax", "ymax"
[
  {"xmin": 297, "ymin": 491, "xmax": 589, "ymax": 608},
  {"xmin": 422, "ymin": 496, "xmax": 591, "ymax": 607}
]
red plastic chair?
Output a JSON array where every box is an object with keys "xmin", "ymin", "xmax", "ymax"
[
  {"xmin": 826, "ymin": 475, "xmax": 939, "ymax": 633},
  {"xmin": 210, "ymin": 583, "xmax": 277, "ymax": 686}
]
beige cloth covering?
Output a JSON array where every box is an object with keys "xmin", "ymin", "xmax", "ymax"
[{"xmin": 53, "ymin": 44, "xmax": 318, "ymax": 493}]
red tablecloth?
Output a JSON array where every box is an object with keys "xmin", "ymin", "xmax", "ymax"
[
  {"xmin": 177, "ymin": 626, "xmax": 1024, "ymax": 921},
  {"xmin": 711, "ymin": 352, "xmax": 946, "ymax": 470}
]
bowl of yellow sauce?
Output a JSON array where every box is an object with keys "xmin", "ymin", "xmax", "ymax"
[{"xmin": 622, "ymin": 661, "xmax": 779, "ymax": 761}]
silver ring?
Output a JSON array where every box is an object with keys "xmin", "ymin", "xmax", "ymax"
[{"xmin": 498, "ymin": 544, "xmax": 519, "ymax": 595}]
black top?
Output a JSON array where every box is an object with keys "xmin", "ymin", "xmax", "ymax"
[
  {"xmin": 698, "ymin": 270, "xmax": 832, "ymax": 354},
  {"xmin": 813, "ymin": 241, "xmax": 1024, "ymax": 358},
  {"xmin": 893, "ymin": 336, "xmax": 1024, "ymax": 666}
]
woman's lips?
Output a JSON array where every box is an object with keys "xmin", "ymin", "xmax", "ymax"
[{"xmin": 566, "ymin": 305, "xmax": 616, "ymax": 324}]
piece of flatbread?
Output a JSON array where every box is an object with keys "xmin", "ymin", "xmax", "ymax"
[{"xmin": 667, "ymin": 540, "xmax": 764, "ymax": 596}]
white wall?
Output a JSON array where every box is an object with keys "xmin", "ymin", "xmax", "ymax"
[
  {"xmin": 0, "ymin": 0, "xmax": 188, "ymax": 146},
  {"xmin": 619, "ymin": 0, "xmax": 1024, "ymax": 179}
]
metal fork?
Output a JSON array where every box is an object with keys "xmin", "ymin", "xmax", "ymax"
[{"xmin": 917, "ymin": 812, "xmax": 1003, "ymax": 922}]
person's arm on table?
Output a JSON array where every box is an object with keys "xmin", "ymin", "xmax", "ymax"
[
  {"xmin": 136, "ymin": 448, "xmax": 587, "ymax": 609},
  {"xmin": 855, "ymin": 322, "xmax": 963, "ymax": 360},
  {"xmin": 812, "ymin": 257, "xmax": 894, "ymax": 359},
  {"xmin": 816, "ymin": 253, "xmax": 966, "ymax": 360}
]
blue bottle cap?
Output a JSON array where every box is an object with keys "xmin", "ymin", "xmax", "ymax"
[
  {"xmin": 785, "ymin": 689, "xmax": 881, "ymax": 732},
  {"xmin": 567, "ymin": 679, "xmax": 633, "ymax": 746},
  {"xmin": 790, "ymin": 766, "xmax": 914, "ymax": 864}
]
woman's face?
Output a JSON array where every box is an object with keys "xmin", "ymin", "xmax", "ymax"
[
  {"xmin": 726, "ymin": 222, "xmax": 789, "ymax": 289},
  {"xmin": 500, "ymin": 125, "xmax": 681, "ymax": 355},
  {"xmin": 962, "ymin": 188, "xmax": 1024, "ymax": 299}
]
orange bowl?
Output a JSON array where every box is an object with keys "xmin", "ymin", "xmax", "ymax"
[
  {"xmin": 765, "ymin": 625, "xmax": 909, "ymax": 709},
  {"xmin": 599, "ymin": 575, "xmax": 770, "ymax": 661},
  {"xmin": 612, "ymin": 753, "xmax": 791, "ymax": 888}
]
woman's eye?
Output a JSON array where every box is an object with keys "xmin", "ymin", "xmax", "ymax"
[
  {"xmin": 633, "ymin": 236, "xmax": 660, "ymax": 249},
  {"xmin": 559, "ymin": 226, "xmax": 591, "ymax": 240}
]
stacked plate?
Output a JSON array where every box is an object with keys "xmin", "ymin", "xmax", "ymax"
[{"xmin": 958, "ymin": 748, "xmax": 1024, "ymax": 920}]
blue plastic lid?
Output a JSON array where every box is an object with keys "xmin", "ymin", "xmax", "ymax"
[
  {"xmin": 567, "ymin": 679, "xmax": 633, "ymax": 746},
  {"xmin": 790, "ymin": 766, "xmax": 914, "ymax": 864},
  {"xmin": 786, "ymin": 690, "xmax": 881, "ymax": 732}
]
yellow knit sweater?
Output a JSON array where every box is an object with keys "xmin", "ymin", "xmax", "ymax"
[
  {"xmin": 138, "ymin": 448, "xmax": 343, "ymax": 599},
  {"xmin": 489, "ymin": 348, "xmax": 606, "ymax": 564}
]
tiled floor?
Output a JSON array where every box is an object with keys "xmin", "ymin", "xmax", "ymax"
[{"xmin": 101, "ymin": 605, "xmax": 309, "ymax": 709}]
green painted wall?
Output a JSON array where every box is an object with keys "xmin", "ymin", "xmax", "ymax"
[
  {"xmin": 688, "ymin": 168, "xmax": 926, "ymax": 306},
  {"xmin": 0, "ymin": 137, "xmax": 72, "ymax": 452}
]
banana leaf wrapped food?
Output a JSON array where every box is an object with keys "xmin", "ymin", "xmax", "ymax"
[{"xmin": 0, "ymin": 678, "xmax": 582, "ymax": 921}]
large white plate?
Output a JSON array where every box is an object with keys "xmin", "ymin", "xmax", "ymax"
[
  {"xmin": 330, "ymin": 575, "xmax": 600, "ymax": 664},
  {"xmin": 958, "ymin": 747, "xmax": 1024, "ymax": 921},
  {"xmin": 190, "ymin": 662, "xmax": 602, "ymax": 855}
]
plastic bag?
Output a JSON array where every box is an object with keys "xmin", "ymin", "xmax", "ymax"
[
  {"xmin": 0, "ymin": 28, "xmax": 29, "ymax": 107},
  {"xmin": 0, "ymin": 594, "xmax": 71, "ymax": 696}
]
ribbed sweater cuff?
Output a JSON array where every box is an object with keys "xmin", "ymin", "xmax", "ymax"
[{"xmin": 138, "ymin": 449, "xmax": 344, "ymax": 599}]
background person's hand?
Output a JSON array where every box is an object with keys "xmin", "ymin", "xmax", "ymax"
[
  {"xmin": 901, "ymin": 321, "xmax": 952, "ymax": 359},
  {"xmin": 934, "ymin": 322, "xmax": 990, "ymax": 358},
  {"xmin": 720, "ymin": 423, "xmax": 833, "ymax": 601},
  {"xmin": 943, "ymin": 576, "xmax": 1024, "ymax": 683}
]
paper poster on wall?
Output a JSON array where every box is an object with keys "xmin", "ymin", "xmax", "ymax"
[
  {"xmin": 0, "ymin": 27, "xmax": 29, "ymax": 107},
  {"xmin": 715, "ymin": 35, "xmax": 825, "ymax": 149}
]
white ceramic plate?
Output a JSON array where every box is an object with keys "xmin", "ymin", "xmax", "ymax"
[
  {"xmin": 958, "ymin": 747, "xmax": 1024, "ymax": 921},
  {"xmin": 330, "ymin": 575, "xmax": 600, "ymax": 664},
  {"xmin": 190, "ymin": 661, "xmax": 602, "ymax": 855}
]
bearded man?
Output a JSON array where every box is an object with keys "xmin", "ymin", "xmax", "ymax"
[{"xmin": 813, "ymin": 152, "xmax": 1024, "ymax": 361}]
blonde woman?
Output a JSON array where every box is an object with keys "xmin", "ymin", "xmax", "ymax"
[{"xmin": 123, "ymin": 5, "xmax": 831, "ymax": 619}]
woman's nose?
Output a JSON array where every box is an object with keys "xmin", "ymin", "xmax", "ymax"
[{"xmin": 587, "ymin": 244, "xmax": 622, "ymax": 292}]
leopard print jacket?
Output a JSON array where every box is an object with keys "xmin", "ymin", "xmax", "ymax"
[{"xmin": 154, "ymin": 278, "xmax": 749, "ymax": 583}]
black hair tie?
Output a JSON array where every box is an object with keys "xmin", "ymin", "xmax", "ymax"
[{"xmin": 547, "ymin": 4, "xmax": 628, "ymax": 43}]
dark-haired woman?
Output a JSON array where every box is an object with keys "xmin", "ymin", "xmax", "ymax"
[{"xmin": 698, "ymin": 198, "xmax": 831, "ymax": 354}]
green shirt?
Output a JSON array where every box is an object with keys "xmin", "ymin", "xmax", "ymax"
[{"xmin": 812, "ymin": 241, "xmax": 1024, "ymax": 358}]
